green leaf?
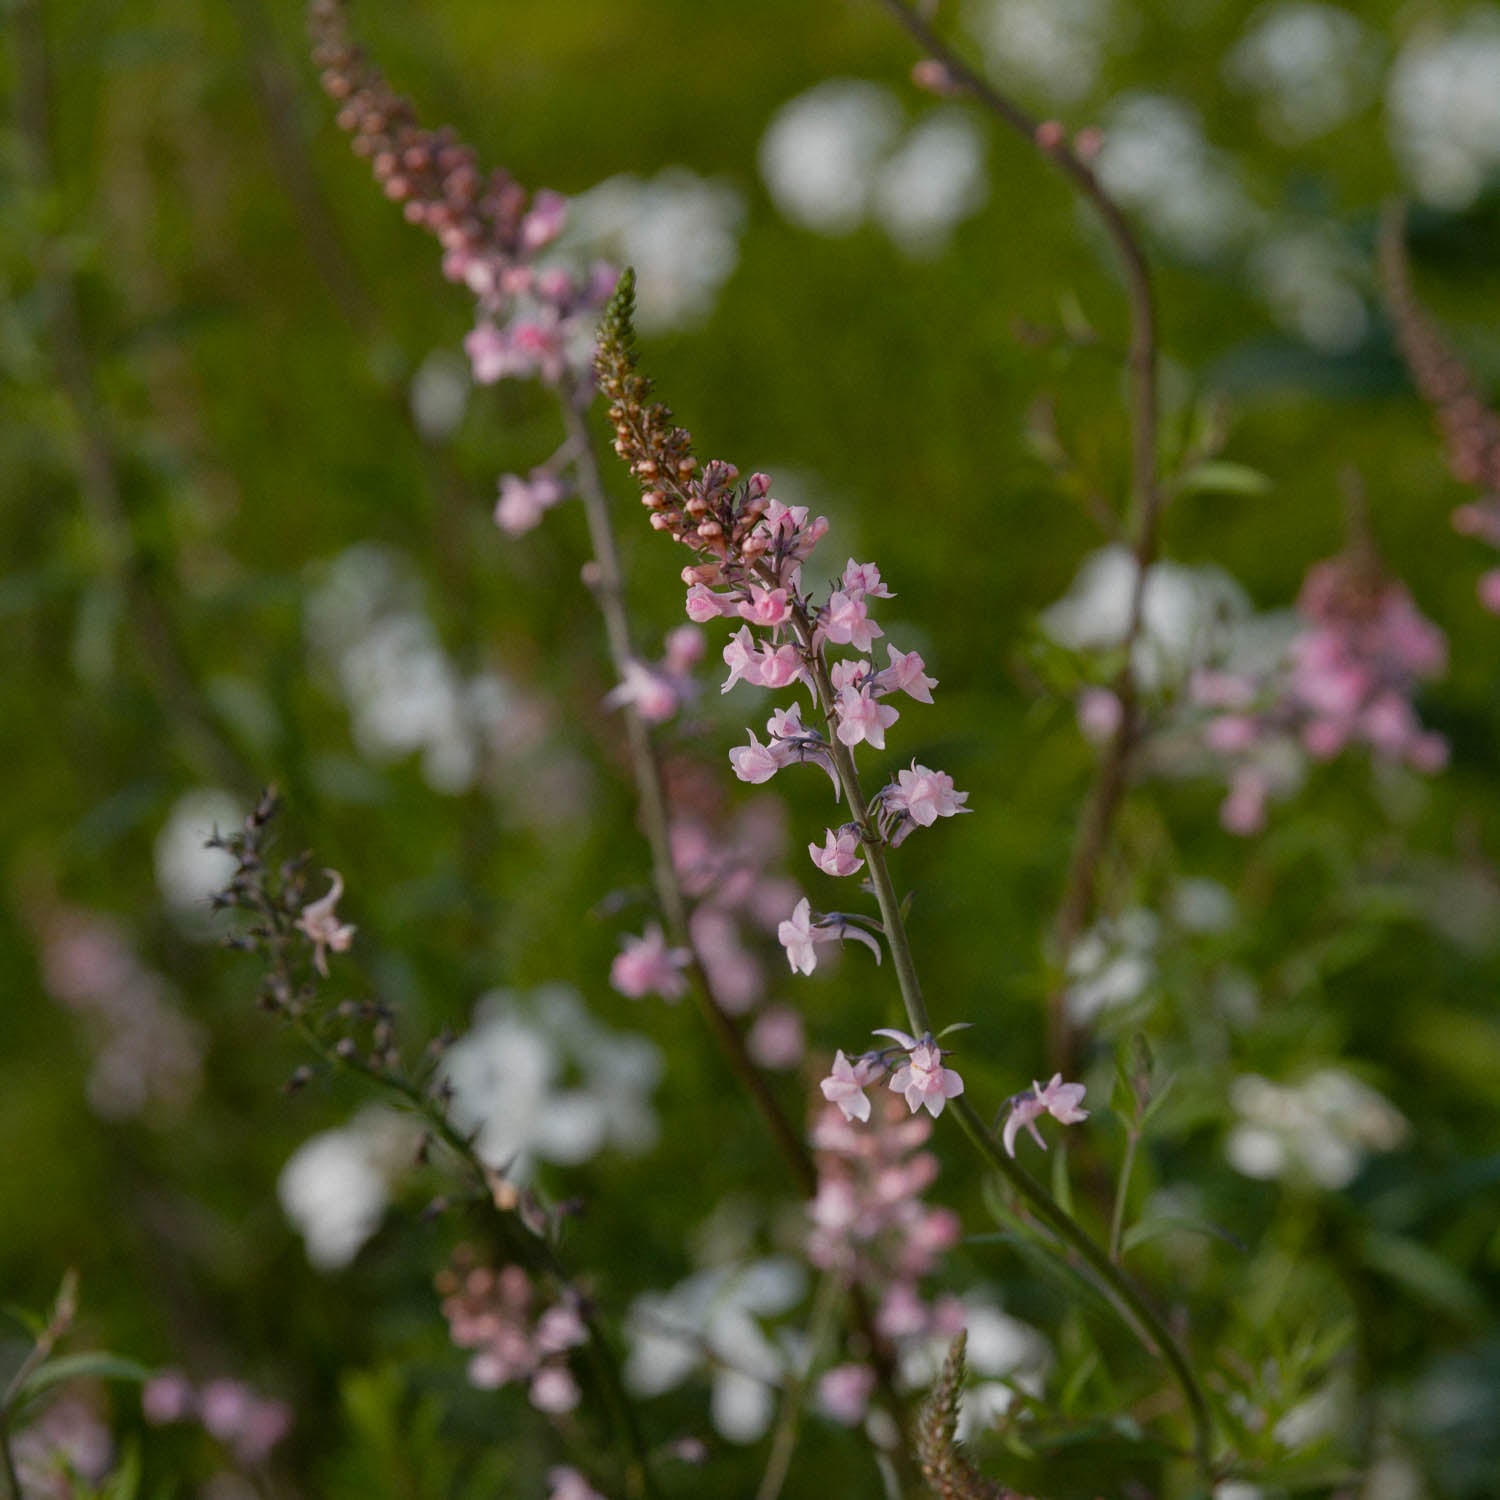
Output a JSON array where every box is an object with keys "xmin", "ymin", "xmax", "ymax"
[
  {"xmin": 13, "ymin": 1353, "xmax": 151, "ymax": 1411},
  {"xmin": 1177, "ymin": 461, "xmax": 1273, "ymax": 498},
  {"xmin": 1122, "ymin": 1215, "xmax": 1247, "ymax": 1255},
  {"xmin": 1359, "ymin": 1232, "xmax": 1485, "ymax": 1322}
]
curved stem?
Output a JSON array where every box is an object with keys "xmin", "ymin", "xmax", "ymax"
[{"xmin": 872, "ymin": 0, "xmax": 1163, "ymax": 1072}]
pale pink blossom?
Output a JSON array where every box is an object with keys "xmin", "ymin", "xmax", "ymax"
[
  {"xmin": 547, "ymin": 1468, "xmax": 606, "ymax": 1500},
  {"xmin": 1480, "ymin": 569, "xmax": 1500, "ymax": 615},
  {"xmin": 519, "ymin": 190, "xmax": 568, "ymax": 252},
  {"xmin": 830, "ymin": 658, "xmax": 871, "ymax": 693},
  {"xmin": 686, "ymin": 583, "xmax": 737, "ymax": 622},
  {"xmin": 1002, "ymin": 1074, "xmax": 1089, "ymax": 1157},
  {"xmin": 820, "ymin": 1049, "xmax": 880, "ymax": 1122},
  {"xmin": 736, "ymin": 585, "xmax": 792, "ymax": 627},
  {"xmin": 888, "ymin": 763, "xmax": 969, "ymax": 826},
  {"xmin": 841, "ymin": 559, "xmax": 894, "ymax": 599},
  {"xmin": 809, "ymin": 827, "xmax": 865, "ymax": 877},
  {"xmin": 767, "ymin": 702, "xmax": 809, "ymax": 741},
  {"xmin": 1220, "ymin": 766, "xmax": 1268, "ymax": 836},
  {"xmin": 823, "ymin": 590, "xmax": 884, "ymax": 651},
  {"xmin": 604, "ymin": 661, "xmax": 679, "ymax": 724},
  {"xmin": 818, "ymin": 1363, "xmax": 877, "ymax": 1426},
  {"xmin": 529, "ymin": 1365, "xmax": 581, "ymax": 1414},
  {"xmin": 729, "ymin": 730, "xmax": 788, "ymax": 784},
  {"xmin": 495, "ymin": 470, "xmax": 566, "ymax": 535},
  {"xmin": 835, "ymin": 688, "xmax": 899, "ymax": 749},
  {"xmin": 875, "ymin": 645, "xmax": 937, "ymax": 703},
  {"xmin": 662, "ymin": 626, "xmax": 705, "ymax": 675},
  {"xmin": 610, "ymin": 924, "xmax": 690, "ymax": 1001},
  {"xmin": 1076, "ymin": 687, "xmax": 1123, "ymax": 743},
  {"xmin": 748, "ymin": 1005, "xmax": 806, "ymax": 1069},
  {"xmin": 754, "ymin": 641, "xmax": 804, "ymax": 690},
  {"xmin": 778, "ymin": 897, "xmax": 824, "ymax": 975},
  {"xmin": 296, "ymin": 871, "xmax": 356, "ymax": 977},
  {"xmin": 875, "ymin": 1030, "xmax": 965, "ymax": 1119},
  {"xmin": 721, "ymin": 626, "xmax": 764, "ymax": 693}
]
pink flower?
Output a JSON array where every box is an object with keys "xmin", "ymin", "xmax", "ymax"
[
  {"xmin": 875, "ymin": 645, "xmax": 937, "ymax": 703},
  {"xmin": 830, "ymin": 658, "xmax": 871, "ymax": 693},
  {"xmin": 686, "ymin": 583, "xmax": 737, "ymax": 622},
  {"xmin": 729, "ymin": 730, "xmax": 788, "ymax": 784},
  {"xmin": 875, "ymin": 1029, "xmax": 965, "ymax": 1119},
  {"xmin": 721, "ymin": 627, "xmax": 764, "ymax": 693},
  {"xmin": 610, "ymin": 924, "xmax": 690, "ymax": 1001},
  {"xmin": 1480, "ymin": 569, "xmax": 1500, "ymax": 615},
  {"xmin": 841, "ymin": 559, "xmax": 894, "ymax": 599},
  {"xmin": 662, "ymin": 626, "xmax": 705, "ymax": 675},
  {"xmin": 604, "ymin": 661, "xmax": 679, "ymax": 724},
  {"xmin": 1002, "ymin": 1074, "xmax": 1088, "ymax": 1157},
  {"xmin": 748, "ymin": 1005, "xmax": 805, "ymax": 1069},
  {"xmin": 519, "ymin": 189, "xmax": 568, "ymax": 252},
  {"xmin": 820, "ymin": 1049, "xmax": 880, "ymax": 1122},
  {"xmin": 1220, "ymin": 766, "xmax": 1268, "ymax": 836},
  {"xmin": 817, "ymin": 1363, "xmax": 877, "ymax": 1426},
  {"xmin": 767, "ymin": 702, "xmax": 808, "ymax": 741},
  {"xmin": 778, "ymin": 897, "xmax": 823, "ymax": 975},
  {"xmin": 835, "ymin": 688, "xmax": 899, "ymax": 749},
  {"xmin": 1076, "ymin": 687, "xmax": 1123, "ymax": 743},
  {"xmin": 755, "ymin": 641, "xmax": 804, "ymax": 690},
  {"xmin": 296, "ymin": 871, "xmax": 356, "ymax": 977},
  {"xmin": 1204, "ymin": 714, "xmax": 1260, "ymax": 755},
  {"xmin": 809, "ymin": 828, "xmax": 864, "ymax": 877},
  {"xmin": 141, "ymin": 1371, "xmax": 196, "ymax": 1426},
  {"xmin": 495, "ymin": 470, "xmax": 566, "ymax": 535},
  {"xmin": 888, "ymin": 763, "xmax": 969, "ymax": 826},
  {"xmin": 737, "ymin": 585, "xmax": 792, "ymax": 627},
  {"xmin": 529, "ymin": 1365, "xmax": 581, "ymax": 1414},
  {"xmin": 823, "ymin": 590, "xmax": 884, "ymax": 651},
  {"xmin": 547, "ymin": 1468, "xmax": 606, "ymax": 1500}
]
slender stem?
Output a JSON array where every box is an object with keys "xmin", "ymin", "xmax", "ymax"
[
  {"xmin": 754, "ymin": 1269, "xmax": 843, "ymax": 1500},
  {"xmin": 873, "ymin": 0, "xmax": 1164, "ymax": 1072},
  {"xmin": 950, "ymin": 1099, "xmax": 1213, "ymax": 1476},
  {"xmin": 1109, "ymin": 1124, "xmax": 1142, "ymax": 1264},
  {"xmin": 0, "ymin": 1423, "xmax": 19, "ymax": 1500},
  {"xmin": 787, "ymin": 618, "xmax": 1213, "ymax": 1478}
]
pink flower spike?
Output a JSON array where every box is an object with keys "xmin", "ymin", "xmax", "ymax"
[
  {"xmin": 737, "ymin": 585, "xmax": 792, "ymax": 627},
  {"xmin": 835, "ymin": 687, "xmax": 899, "ymax": 749},
  {"xmin": 886, "ymin": 1036, "xmax": 965, "ymax": 1119},
  {"xmin": 729, "ymin": 730, "xmax": 787, "ymax": 784},
  {"xmin": 819, "ymin": 1049, "xmax": 879, "ymax": 1122},
  {"xmin": 296, "ymin": 870, "xmax": 356, "ymax": 977},
  {"xmin": 823, "ymin": 590, "xmax": 885, "ymax": 651},
  {"xmin": 876, "ymin": 645, "xmax": 937, "ymax": 703},
  {"xmin": 809, "ymin": 828, "xmax": 864, "ymax": 877},
  {"xmin": 889, "ymin": 763, "xmax": 969, "ymax": 825},
  {"xmin": 610, "ymin": 924, "xmax": 690, "ymax": 1001},
  {"xmin": 841, "ymin": 560, "xmax": 894, "ymax": 599},
  {"xmin": 721, "ymin": 627, "xmax": 765, "ymax": 693}
]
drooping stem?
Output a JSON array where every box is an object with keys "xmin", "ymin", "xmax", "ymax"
[{"xmin": 873, "ymin": 0, "xmax": 1164, "ymax": 1071}]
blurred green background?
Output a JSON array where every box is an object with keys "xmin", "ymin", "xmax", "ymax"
[{"xmin": 4, "ymin": 0, "xmax": 1500, "ymax": 1495}]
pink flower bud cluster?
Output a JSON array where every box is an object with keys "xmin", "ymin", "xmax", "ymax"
[
  {"xmin": 806, "ymin": 1092, "xmax": 964, "ymax": 1426},
  {"xmin": 141, "ymin": 1370, "xmax": 293, "ymax": 1466},
  {"xmin": 437, "ymin": 1254, "xmax": 589, "ymax": 1414}
]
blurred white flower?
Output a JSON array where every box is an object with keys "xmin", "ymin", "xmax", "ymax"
[
  {"xmin": 624, "ymin": 1258, "xmax": 806, "ymax": 1443},
  {"xmin": 561, "ymin": 169, "xmax": 746, "ymax": 332},
  {"xmin": 441, "ymin": 986, "xmax": 662, "ymax": 1177},
  {"xmin": 964, "ymin": 0, "xmax": 1118, "ymax": 104},
  {"xmin": 154, "ymin": 788, "xmax": 241, "ymax": 913},
  {"xmin": 1040, "ymin": 544, "xmax": 1253, "ymax": 691},
  {"xmin": 1227, "ymin": 1069, "xmax": 1408, "ymax": 1189},
  {"xmin": 873, "ymin": 112, "xmax": 988, "ymax": 259},
  {"xmin": 1226, "ymin": 4, "xmax": 1381, "ymax": 143},
  {"xmin": 1250, "ymin": 226, "xmax": 1369, "ymax": 352},
  {"xmin": 1094, "ymin": 95, "xmax": 1259, "ymax": 259},
  {"xmin": 1388, "ymin": 8, "xmax": 1500, "ymax": 210},
  {"xmin": 278, "ymin": 1107, "xmax": 419, "ymax": 1269},
  {"xmin": 760, "ymin": 81, "xmax": 902, "ymax": 236},
  {"xmin": 1170, "ymin": 877, "xmax": 1237, "ymax": 934},
  {"xmin": 409, "ymin": 349, "xmax": 470, "ymax": 441},
  {"xmin": 1064, "ymin": 907, "xmax": 1159, "ymax": 1025}
]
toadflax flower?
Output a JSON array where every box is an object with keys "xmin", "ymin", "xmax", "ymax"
[
  {"xmin": 1002, "ymin": 1074, "xmax": 1089, "ymax": 1157},
  {"xmin": 819, "ymin": 1049, "xmax": 882, "ymax": 1122},
  {"xmin": 296, "ymin": 870, "xmax": 356, "ymax": 977},
  {"xmin": 887, "ymin": 763, "xmax": 969, "ymax": 827},
  {"xmin": 777, "ymin": 898, "xmax": 883, "ymax": 975},
  {"xmin": 809, "ymin": 827, "xmax": 864, "ymax": 877},
  {"xmin": 874, "ymin": 1029, "xmax": 965, "ymax": 1119},
  {"xmin": 610, "ymin": 924, "xmax": 691, "ymax": 1001}
]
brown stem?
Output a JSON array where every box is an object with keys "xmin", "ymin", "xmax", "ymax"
[{"xmin": 873, "ymin": 0, "xmax": 1163, "ymax": 1071}]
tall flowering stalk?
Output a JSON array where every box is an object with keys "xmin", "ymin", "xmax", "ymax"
[{"xmin": 594, "ymin": 272, "xmax": 1216, "ymax": 1479}]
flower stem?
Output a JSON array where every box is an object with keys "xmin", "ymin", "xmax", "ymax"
[{"xmin": 872, "ymin": 0, "xmax": 1164, "ymax": 1073}]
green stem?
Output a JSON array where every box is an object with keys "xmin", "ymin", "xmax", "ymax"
[
  {"xmin": 754, "ymin": 1269, "xmax": 843, "ymax": 1500},
  {"xmin": 1110, "ymin": 1124, "xmax": 1142, "ymax": 1264}
]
